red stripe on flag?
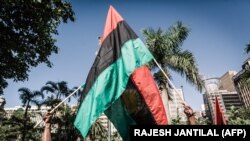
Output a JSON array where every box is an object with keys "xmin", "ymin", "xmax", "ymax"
[
  {"xmin": 131, "ymin": 65, "xmax": 168, "ymax": 124},
  {"xmin": 101, "ymin": 5, "xmax": 124, "ymax": 45}
]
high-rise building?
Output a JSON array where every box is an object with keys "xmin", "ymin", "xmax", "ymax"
[
  {"xmin": 233, "ymin": 58, "xmax": 250, "ymax": 108},
  {"xmin": 203, "ymin": 71, "xmax": 243, "ymax": 123},
  {"xmin": 204, "ymin": 90, "xmax": 241, "ymax": 119},
  {"xmin": 218, "ymin": 71, "xmax": 237, "ymax": 92},
  {"xmin": 168, "ymin": 88, "xmax": 186, "ymax": 123}
]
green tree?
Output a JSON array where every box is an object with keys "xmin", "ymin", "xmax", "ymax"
[
  {"xmin": 227, "ymin": 106, "xmax": 250, "ymax": 125},
  {"xmin": 142, "ymin": 21, "xmax": 204, "ymax": 122},
  {"xmin": 70, "ymin": 85, "xmax": 85, "ymax": 104},
  {"xmin": 0, "ymin": 0, "xmax": 75, "ymax": 95},
  {"xmin": 0, "ymin": 108, "xmax": 9, "ymax": 140},
  {"xmin": 18, "ymin": 87, "xmax": 44, "ymax": 141},
  {"xmin": 59, "ymin": 105, "xmax": 82, "ymax": 141},
  {"xmin": 40, "ymin": 81, "xmax": 71, "ymax": 114},
  {"xmin": 0, "ymin": 108, "xmax": 41, "ymax": 141},
  {"xmin": 171, "ymin": 108, "xmax": 184, "ymax": 125},
  {"xmin": 245, "ymin": 43, "xmax": 250, "ymax": 54},
  {"xmin": 41, "ymin": 81, "xmax": 71, "ymax": 100},
  {"xmin": 242, "ymin": 43, "xmax": 250, "ymax": 86},
  {"xmin": 86, "ymin": 118, "xmax": 108, "ymax": 141},
  {"xmin": 48, "ymin": 104, "xmax": 82, "ymax": 141},
  {"xmin": 197, "ymin": 116, "xmax": 211, "ymax": 125},
  {"xmin": 41, "ymin": 82, "xmax": 83, "ymax": 141},
  {"xmin": 0, "ymin": 108, "xmax": 24, "ymax": 140}
]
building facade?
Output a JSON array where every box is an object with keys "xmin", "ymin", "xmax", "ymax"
[
  {"xmin": 168, "ymin": 88, "xmax": 187, "ymax": 123},
  {"xmin": 203, "ymin": 71, "xmax": 243, "ymax": 123},
  {"xmin": 233, "ymin": 58, "xmax": 250, "ymax": 108}
]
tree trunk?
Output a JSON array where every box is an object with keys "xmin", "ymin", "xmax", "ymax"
[{"xmin": 22, "ymin": 101, "xmax": 30, "ymax": 141}]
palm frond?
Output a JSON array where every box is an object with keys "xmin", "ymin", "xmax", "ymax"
[
  {"xmin": 153, "ymin": 69, "xmax": 171, "ymax": 85},
  {"xmin": 245, "ymin": 43, "xmax": 250, "ymax": 54},
  {"xmin": 30, "ymin": 99, "xmax": 40, "ymax": 107},
  {"xmin": 18, "ymin": 88, "xmax": 32, "ymax": 96},
  {"xmin": 142, "ymin": 21, "xmax": 204, "ymax": 94},
  {"xmin": 165, "ymin": 21, "xmax": 189, "ymax": 52},
  {"xmin": 70, "ymin": 86, "xmax": 82, "ymax": 98},
  {"xmin": 143, "ymin": 28, "xmax": 167, "ymax": 64},
  {"xmin": 58, "ymin": 81, "xmax": 69, "ymax": 94},
  {"xmin": 167, "ymin": 50, "xmax": 204, "ymax": 92},
  {"xmin": 45, "ymin": 81, "xmax": 58, "ymax": 90},
  {"xmin": 18, "ymin": 87, "xmax": 32, "ymax": 105},
  {"xmin": 33, "ymin": 91, "xmax": 44, "ymax": 99},
  {"xmin": 41, "ymin": 86, "xmax": 55, "ymax": 94}
]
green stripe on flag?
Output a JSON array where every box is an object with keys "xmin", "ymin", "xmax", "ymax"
[
  {"xmin": 74, "ymin": 38, "xmax": 153, "ymax": 137},
  {"xmin": 105, "ymin": 98, "xmax": 136, "ymax": 141}
]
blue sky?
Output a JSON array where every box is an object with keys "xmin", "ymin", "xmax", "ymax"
[{"xmin": 3, "ymin": 0, "xmax": 250, "ymax": 111}]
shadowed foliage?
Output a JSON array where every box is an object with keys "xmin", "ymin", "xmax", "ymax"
[{"xmin": 0, "ymin": 0, "xmax": 75, "ymax": 95}]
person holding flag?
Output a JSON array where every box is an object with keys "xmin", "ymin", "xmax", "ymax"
[{"xmin": 41, "ymin": 112, "xmax": 52, "ymax": 141}]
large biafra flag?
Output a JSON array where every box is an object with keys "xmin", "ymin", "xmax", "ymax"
[{"xmin": 74, "ymin": 5, "xmax": 168, "ymax": 141}]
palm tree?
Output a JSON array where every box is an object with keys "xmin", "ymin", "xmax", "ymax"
[
  {"xmin": 245, "ymin": 43, "xmax": 250, "ymax": 54},
  {"xmin": 70, "ymin": 85, "xmax": 84, "ymax": 105},
  {"xmin": 41, "ymin": 81, "xmax": 70, "ymax": 100},
  {"xmin": 41, "ymin": 82, "xmax": 82, "ymax": 141},
  {"xmin": 19, "ymin": 88, "xmax": 44, "ymax": 117},
  {"xmin": 142, "ymin": 21, "xmax": 204, "ymax": 122},
  {"xmin": 18, "ymin": 87, "xmax": 44, "ymax": 141},
  {"xmin": 53, "ymin": 104, "xmax": 83, "ymax": 141},
  {"xmin": 40, "ymin": 81, "xmax": 71, "ymax": 111}
]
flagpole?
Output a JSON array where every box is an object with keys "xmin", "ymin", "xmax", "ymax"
[
  {"xmin": 153, "ymin": 58, "xmax": 187, "ymax": 106},
  {"xmin": 108, "ymin": 119, "xmax": 111, "ymax": 141},
  {"xmin": 33, "ymin": 83, "xmax": 84, "ymax": 128}
]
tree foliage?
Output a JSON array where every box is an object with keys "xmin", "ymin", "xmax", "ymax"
[
  {"xmin": 0, "ymin": 108, "xmax": 42, "ymax": 141},
  {"xmin": 41, "ymin": 81, "xmax": 71, "ymax": 100},
  {"xmin": 197, "ymin": 116, "xmax": 211, "ymax": 125},
  {"xmin": 227, "ymin": 106, "xmax": 250, "ymax": 125},
  {"xmin": 0, "ymin": 0, "xmax": 75, "ymax": 95},
  {"xmin": 18, "ymin": 87, "xmax": 44, "ymax": 141},
  {"xmin": 142, "ymin": 21, "xmax": 204, "ymax": 93},
  {"xmin": 170, "ymin": 108, "xmax": 185, "ymax": 125},
  {"xmin": 2, "ymin": 80, "xmax": 84, "ymax": 140},
  {"xmin": 87, "ymin": 118, "xmax": 108, "ymax": 141},
  {"xmin": 245, "ymin": 43, "xmax": 250, "ymax": 54},
  {"xmin": 50, "ymin": 105, "xmax": 82, "ymax": 141},
  {"xmin": 242, "ymin": 42, "xmax": 250, "ymax": 86}
]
